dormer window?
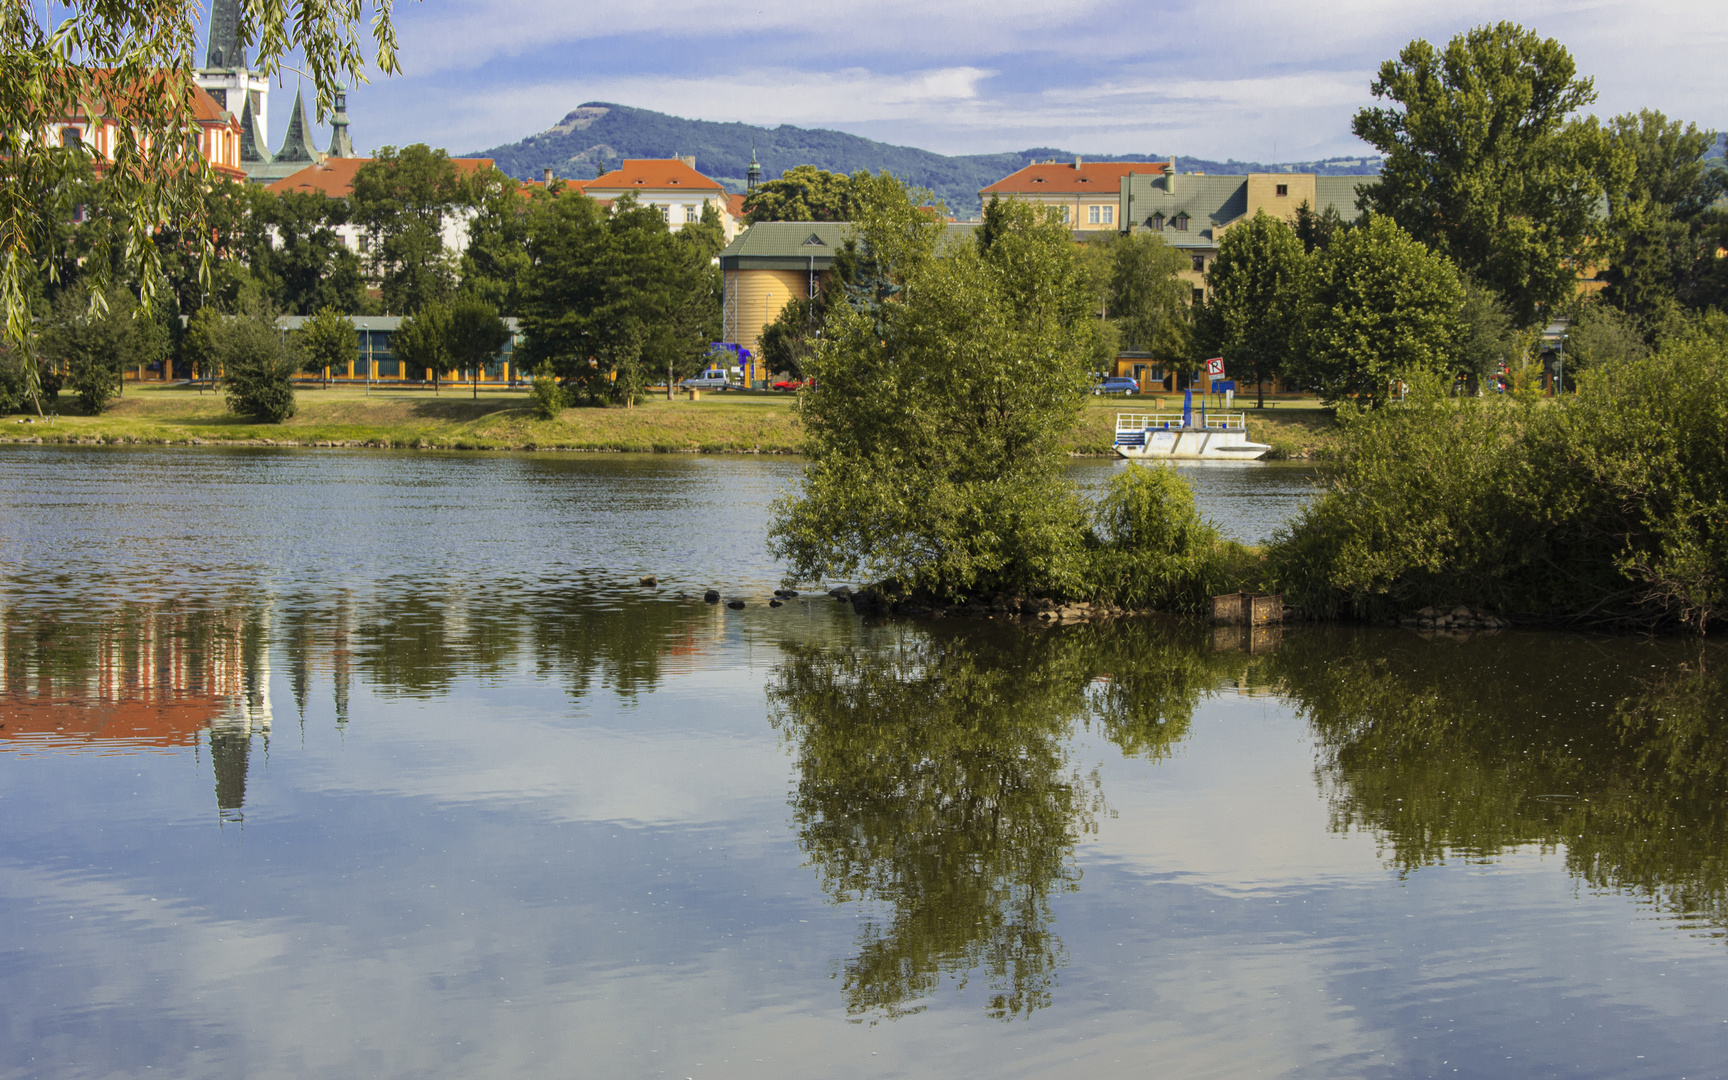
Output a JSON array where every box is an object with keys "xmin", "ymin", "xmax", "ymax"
[
  {"xmin": 1172, "ymin": 212, "xmax": 1190, "ymax": 231},
  {"xmin": 802, "ymin": 233, "xmax": 827, "ymax": 246},
  {"xmin": 1149, "ymin": 212, "xmax": 1165, "ymax": 231}
]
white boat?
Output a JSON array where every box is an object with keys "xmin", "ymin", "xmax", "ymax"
[{"xmin": 1113, "ymin": 395, "xmax": 1271, "ymax": 461}]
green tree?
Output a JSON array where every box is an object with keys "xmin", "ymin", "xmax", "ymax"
[
  {"xmin": 219, "ymin": 312, "xmax": 297, "ymax": 423},
  {"xmin": 1107, "ymin": 230, "xmax": 1191, "ymax": 364},
  {"xmin": 1352, "ymin": 22, "xmax": 1615, "ymax": 327},
  {"xmin": 1456, "ymin": 278, "xmax": 1518, "ymax": 390},
  {"xmin": 458, "ymin": 167, "xmax": 532, "ymax": 314},
  {"xmin": 38, "ymin": 285, "xmax": 162, "ymax": 413},
  {"xmin": 1292, "ymin": 199, "xmax": 1349, "ymax": 254},
  {"xmin": 1, "ymin": 0, "xmax": 398, "ymax": 405},
  {"xmin": 350, "ymin": 144, "xmax": 468, "ymax": 315},
  {"xmin": 1563, "ymin": 300, "xmax": 1648, "ymax": 373},
  {"xmin": 769, "ymin": 179, "xmax": 1098, "ymax": 600},
  {"xmin": 393, "ymin": 301, "xmax": 452, "ymax": 392},
  {"xmin": 1601, "ymin": 110, "xmax": 1726, "ymax": 324},
  {"xmin": 743, "ymin": 165, "xmax": 862, "ymax": 223},
  {"xmin": 1304, "ymin": 216, "xmax": 1464, "ymax": 406},
  {"xmin": 518, "ymin": 192, "xmax": 718, "ymax": 406},
  {"xmin": 258, "ymin": 190, "xmax": 367, "ymax": 315},
  {"xmin": 296, "ymin": 305, "xmax": 356, "ymax": 389},
  {"xmin": 1196, "ymin": 211, "xmax": 1308, "ymax": 407},
  {"xmin": 447, "ymin": 296, "xmax": 510, "ymax": 399}
]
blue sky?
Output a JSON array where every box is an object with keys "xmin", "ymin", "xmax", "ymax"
[{"xmin": 266, "ymin": 0, "xmax": 1725, "ymax": 161}]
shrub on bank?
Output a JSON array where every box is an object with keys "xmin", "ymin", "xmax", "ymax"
[
  {"xmin": 1269, "ymin": 330, "xmax": 1728, "ymax": 631},
  {"xmin": 530, "ymin": 364, "xmax": 567, "ymax": 418},
  {"xmin": 221, "ymin": 315, "xmax": 298, "ymax": 423},
  {"xmin": 1083, "ymin": 464, "xmax": 1241, "ymax": 612}
]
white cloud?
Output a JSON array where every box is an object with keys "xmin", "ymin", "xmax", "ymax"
[{"xmin": 338, "ymin": 0, "xmax": 1728, "ymax": 161}]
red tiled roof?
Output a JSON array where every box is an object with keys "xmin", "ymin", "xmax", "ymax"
[
  {"xmin": 588, "ymin": 159, "xmax": 723, "ymax": 193},
  {"xmin": 981, "ymin": 160, "xmax": 1169, "ymax": 196},
  {"xmin": 726, "ymin": 192, "xmax": 746, "ymax": 219},
  {"xmin": 267, "ymin": 156, "xmax": 496, "ymax": 198},
  {"xmin": 52, "ymin": 70, "xmax": 238, "ymax": 131}
]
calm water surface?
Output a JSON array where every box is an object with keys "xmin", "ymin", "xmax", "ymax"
[{"xmin": 2, "ymin": 447, "xmax": 1725, "ymax": 1079}]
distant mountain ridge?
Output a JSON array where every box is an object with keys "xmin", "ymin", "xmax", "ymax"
[{"xmin": 471, "ymin": 103, "xmax": 1385, "ymax": 217}]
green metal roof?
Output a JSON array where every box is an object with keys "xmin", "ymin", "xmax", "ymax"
[
  {"xmin": 720, "ymin": 219, "xmax": 981, "ymax": 269},
  {"xmin": 719, "ymin": 221, "xmax": 851, "ymax": 270}
]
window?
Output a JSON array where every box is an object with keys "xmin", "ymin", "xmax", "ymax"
[
  {"xmin": 1192, "ymin": 255, "xmax": 1205, "ymax": 272},
  {"xmin": 1173, "ymin": 212, "xmax": 1189, "ymax": 231},
  {"xmin": 1192, "ymin": 287, "xmax": 1204, "ymax": 304},
  {"xmin": 60, "ymin": 126, "xmax": 81, "ymax": 148},
  {"xmin": 1101, "ymin": 206, "xmax": 1113, "ymax": 224},
  {"xmin": 1088, "ymin": 205, "xmax": 1101, "ymax": 224},
  {"xmin": 1275, "ymin": 183, "xmax": 1288, "ymax": 197},
  {"xmin": 1149, "ymin": 212, "xmax": 1164, "ymax": 231},
  {"xmin": 658, "ymin": 204, "xmax": 669, "ymax": 222},
  {"xmin": 1060, "ymin": 205, "xmax": 1071, "ymax": 223},
  {"xmin": 685, "ymin": 204, "xmax": 699, "ymax": 223}
]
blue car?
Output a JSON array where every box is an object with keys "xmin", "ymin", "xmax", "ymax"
[{"xmin": 1092, "ymin": 376, "xmax": 1139, "ymax": 395}]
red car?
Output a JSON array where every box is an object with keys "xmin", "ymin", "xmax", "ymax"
[{"xmin": 772, "ymin": 378, "xmax": 814, "ymax": 391}]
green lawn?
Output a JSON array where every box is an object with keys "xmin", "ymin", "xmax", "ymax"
[{"xmin": 3, "ymin": 382, "xmax": 1343, "ymax": 458}]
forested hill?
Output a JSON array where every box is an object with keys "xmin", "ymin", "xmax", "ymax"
[{"xmin": 471, "ymin": 103, "xmax": 1384, "ymax": 216}]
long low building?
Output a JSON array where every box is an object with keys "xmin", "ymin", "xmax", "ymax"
[{"xmin": 273, "ymin": 315, "xmax": 524, "ymax": 384}]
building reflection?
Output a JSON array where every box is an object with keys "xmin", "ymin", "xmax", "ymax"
[{"xmin": 0, "ymin": 581, "xmax": 738, "ymax": 819}]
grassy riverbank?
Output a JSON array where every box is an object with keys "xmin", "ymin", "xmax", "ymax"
[{"xmin": 1, "ymin": 383, "xmax": 1342, "ymax": 457}]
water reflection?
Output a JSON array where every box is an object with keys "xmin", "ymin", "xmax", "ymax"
[
  {"xmin": 6, "ymin": 570, "xmax": 1728, "ymax": 1029},
  {"xmin": 1267, "ymin": 629, "xmax": 1728, "ymax": 934},
  {"xmin": 767, "ymin": 619, "xmax": 1248, "ymax": 1020}
]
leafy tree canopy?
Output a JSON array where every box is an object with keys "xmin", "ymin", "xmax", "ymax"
[
  {"xmin": 351, "ymin": 144, "xmax": 472, "ymax": 314},
  {"xmin": 743, "ymin": 165, "xmax": 865, "ymax": 223},
  {"xmin": 1352, "ymin": 21, "xmax": 1617, "ymax": 327},
  {"xmin": 1303, "ymin": 215, "xmax": 1464, "ymax": 406},
  {"xmin": 769, "ymin": 179, "xmax": 1100, "ymax": 599},
  {"xmin": 1196, "ymin": 211, "xmax": 1308, "ymax": 407},
  {"xmin": 517, "ymin": 192, "xmax": 720, "ymax": 405}
]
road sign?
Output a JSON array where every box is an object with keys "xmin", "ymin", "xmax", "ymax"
[
  {"xmin": 1206, "ymin": 357, "xmax": 1225, "ymax": 377},
  {"xmin": 1212, "ymin": 380, "xmax": 1235, "ymax": 392}
]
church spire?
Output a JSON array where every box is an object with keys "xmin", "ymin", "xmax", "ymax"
[
  {"xmin": 205, "ymin": 0, "xmax": 245, "ymax": 69},
  {"xmin": 238, "ymin": 94, "xmax": 271, "ymax": 164},
  {"xmin": 746, "ymin": 141, "xmax": 761, "ymax": 194},
  {"xmin": 274, "ymin": 88, "xmax": 319, "ymax": 164},
  {"xmin": 326, "ymin": 90, "xmax": 355, "ymax": 158}
]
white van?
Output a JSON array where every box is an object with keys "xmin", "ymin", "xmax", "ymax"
[{"xmin": 679, "ymin": 369, "xmax": 737, "ymax": 391}]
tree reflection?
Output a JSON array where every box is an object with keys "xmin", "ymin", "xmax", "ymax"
[
  {"xmin": 1268, "ymin": 630, "xmax": 1728, "ymax": 931},
  {"xmin": 767, "ymin": 618, "xmax": 1243, "ymax": 1021}
]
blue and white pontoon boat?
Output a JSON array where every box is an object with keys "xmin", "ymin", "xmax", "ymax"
[{"xmin": 1113, "ymin": 390, "xmax": 1272, "ymax": 461}]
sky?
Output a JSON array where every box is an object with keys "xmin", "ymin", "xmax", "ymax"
[{"xmin": 260, "ymin": 0, "xmax": 1727, "ymax": 162}]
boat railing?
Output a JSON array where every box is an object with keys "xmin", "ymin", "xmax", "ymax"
[{"xmin": 1115, "ymin": 411, "xmax": 1247, "ymax": 433}]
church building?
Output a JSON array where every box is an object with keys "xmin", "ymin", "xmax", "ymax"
[{"xmin": 196, "ymin": 0, "xmax": 358, "ymax": 183}]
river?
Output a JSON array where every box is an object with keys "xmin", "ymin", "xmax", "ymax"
[{"xmin": 2, "ymin": 446, "xmax": 1724, "ymax": 1079}]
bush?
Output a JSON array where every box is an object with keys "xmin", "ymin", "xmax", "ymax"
[
  {"xmin": 1084, "ymin": 465, "xmax": 1237, "ymax": 612},
  {"xmin": 38, "ymin": 287, "xmax": 162, "ymax": 414},
  {"xmin": 529, "ymin": 365, "xmax": 567, "ymax": 419},
  {"xmin": 221, "ymin": 316, "xmax": 298, "ymax": 423},
  {"xmin": 1269, "ymin": 331, "xmax": 1728, "ymax": 631}
]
